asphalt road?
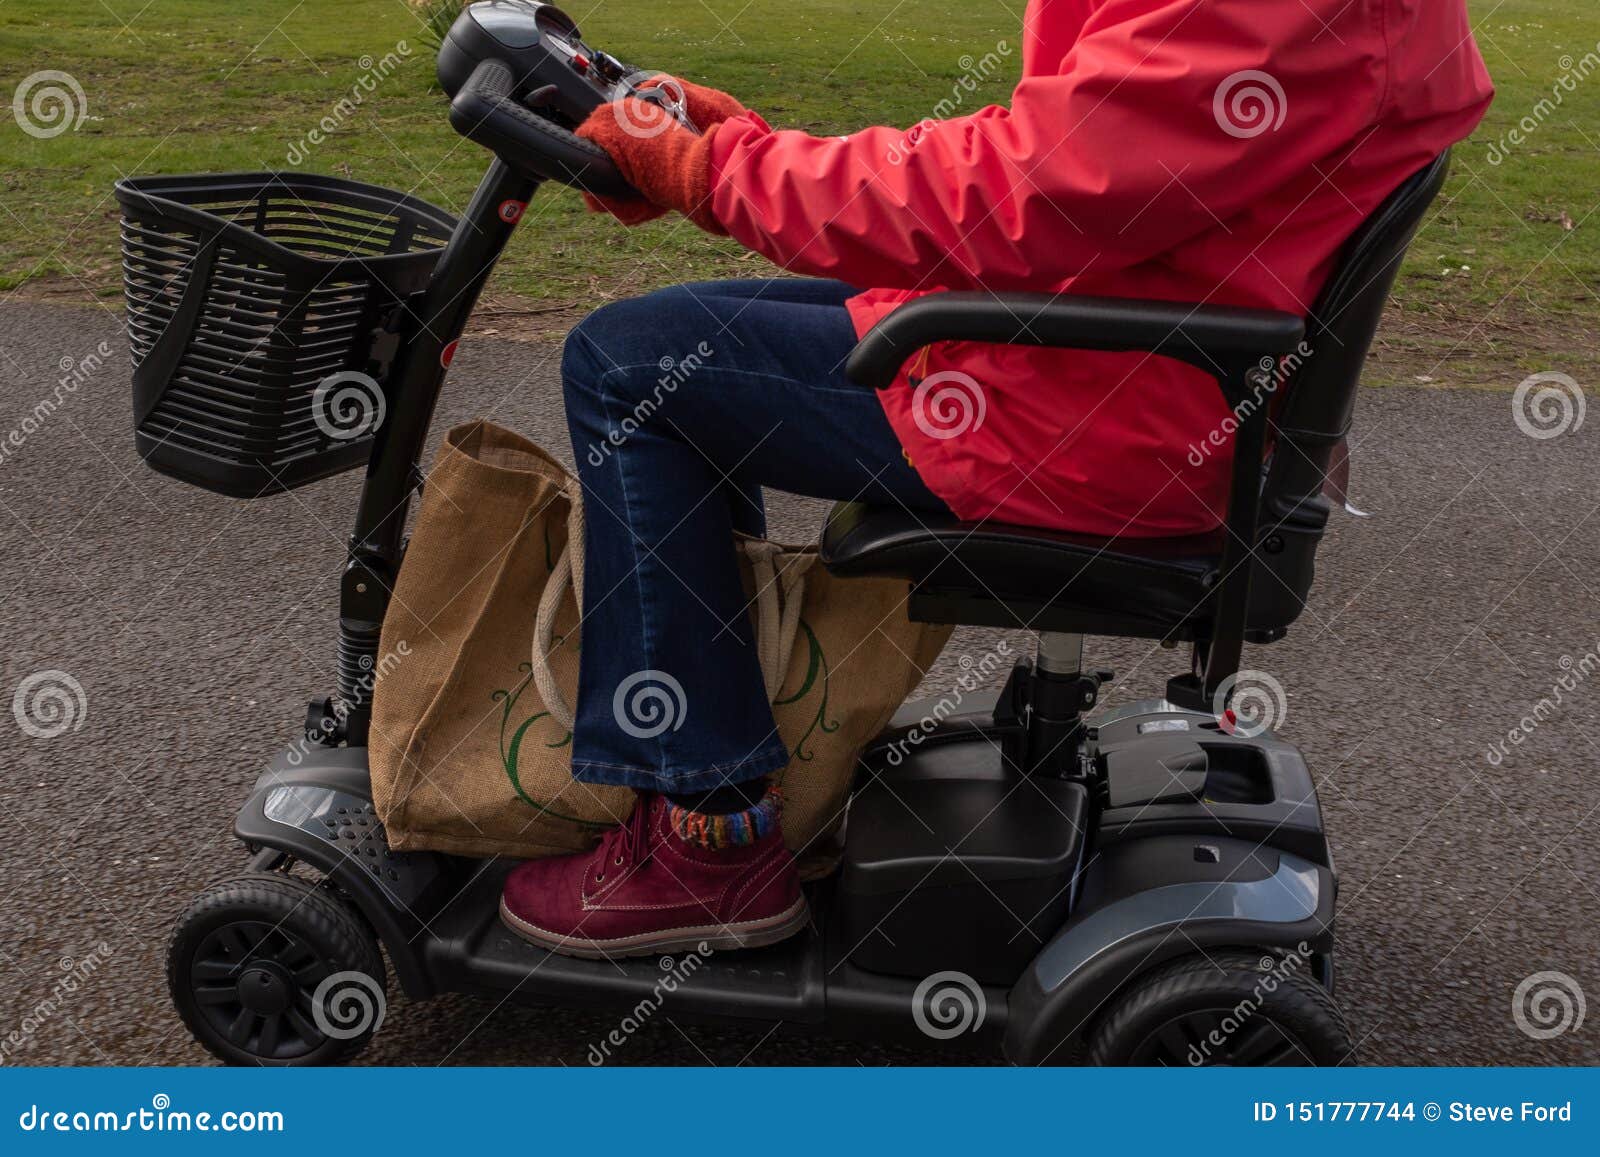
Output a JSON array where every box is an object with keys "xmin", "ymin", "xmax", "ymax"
[{"xmin": 1, "ymin": 299, "xmax": 1596, "ymax": 1067}]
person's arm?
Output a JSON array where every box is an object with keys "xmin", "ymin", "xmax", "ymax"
[{"xmin": 709, "ymin": 2, "xmax": 1374, "ymax": 291}]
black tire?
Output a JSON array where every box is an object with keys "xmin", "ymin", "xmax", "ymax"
[
  {"xmin": 1088, "ymin": 950, "xmax": 1353, "ymax": 1067},
  {"xmin": 167, "ymin": 871, "xmax": 387, "ymax": 1066}
]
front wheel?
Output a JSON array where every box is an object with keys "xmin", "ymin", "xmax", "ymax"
[
  {"xmin": 1088, "ymin": 950, "xmax": 1352, "ymax": 1066},
  {"xmin": 167, "ymin": 871, "xmax": 387, "ymax": 1066}
]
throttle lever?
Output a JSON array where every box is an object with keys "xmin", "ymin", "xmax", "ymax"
[{"xmin": 625, "ymin": 76, "xmax": 700, "ymax": 134}]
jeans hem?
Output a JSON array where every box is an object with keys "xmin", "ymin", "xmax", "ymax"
[{"xmin": 570, "ymin": 744, "xmax": 790, "ymax": 794}]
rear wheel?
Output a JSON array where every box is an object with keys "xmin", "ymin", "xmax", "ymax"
[
  {"xmin": 167, "ymin": 871, "xmax": 386, "ymax": 1066},
  {"xmin": 1088, "ymin": 950, "xmax": 1352, "ymax": 1066}
]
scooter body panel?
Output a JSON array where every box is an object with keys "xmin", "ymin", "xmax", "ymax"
[
  {"xmin": 229, "ymin": 689, "xmax": 1334, "ymax": 1061},
  {"xmin": 233, "ymin": 747, "xmax": 454, "ymax": 998},
  {"xmin": 1002, "ymin": 837, "xmax": 1335, "ymax": 1064}
]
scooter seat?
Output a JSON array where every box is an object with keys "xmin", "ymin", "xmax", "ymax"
[
  {"xmin": 819, "ymin": 157, "xmax": 1457, "ymax": 647},
  {"xmin": 818, "ymin": 500, "xmax": 1225, "ymax": 639}
]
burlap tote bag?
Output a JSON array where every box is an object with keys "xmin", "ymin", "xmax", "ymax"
[{"xmin": 370, "ymin": 420, "xmax": 951, "ymax": 874}]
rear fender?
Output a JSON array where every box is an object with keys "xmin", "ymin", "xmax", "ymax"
[{"xmin": 1004, "ymin": 837, "xmax": 1335, "ymax": 1064}]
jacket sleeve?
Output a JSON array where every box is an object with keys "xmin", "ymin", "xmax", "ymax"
[{"xmin": 709, "ymin": 1, "xmax": 1380, "ymax": 292}]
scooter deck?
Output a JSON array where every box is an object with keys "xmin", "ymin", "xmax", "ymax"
[
  {"xmin": 231, "ymin": 749, "xmax": 1012, "ymax": 1049},
  {"xmin": 418, "ymin": 863, "xmax": 1011, "ymax": 1048},
  {"xmin": 429, "ymin": 862, "xmax": 822, "ymax": 1019}
]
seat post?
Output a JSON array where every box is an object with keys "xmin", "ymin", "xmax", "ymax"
[
  {"xmin": 1023, "ymin": 632, "xmax": 1102, "ymax": 776},
  {"xmin": 1037, "ymin": 631, "xmax": 1085, "ymax": 676}
]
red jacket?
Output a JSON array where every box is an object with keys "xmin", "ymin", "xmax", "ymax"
[{"xmin": 709, "ymin": 0, "xmax": 1492, "ymax": 536}]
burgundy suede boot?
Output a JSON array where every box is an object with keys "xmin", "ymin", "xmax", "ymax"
[{"xmin": 499, "ymin": 792, "xmax": 807, "ymax": 959}]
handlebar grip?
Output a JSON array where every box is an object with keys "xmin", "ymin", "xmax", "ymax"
[{"xmin": 448, "ymin": 58, "xmax": 636, "ymax": 199}]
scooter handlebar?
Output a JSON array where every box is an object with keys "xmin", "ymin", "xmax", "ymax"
[{"xmin": 448, "ymin": 58, "xmax": 636, "ymax": 199}]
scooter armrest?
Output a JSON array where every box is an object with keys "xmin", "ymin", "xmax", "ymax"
[{"xmin": 844, "ymin": 291, "xmax": 1306, "ymax": 389}]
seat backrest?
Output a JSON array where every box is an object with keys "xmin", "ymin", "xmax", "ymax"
[{"xmin": 1248, "ymin": 152, "xmax": 1451, "ymax": 634}]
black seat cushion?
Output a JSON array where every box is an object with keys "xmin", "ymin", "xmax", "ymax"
[{"xmin": 819, "ymin": 501, "xmax": 1225, "ymax": 638}]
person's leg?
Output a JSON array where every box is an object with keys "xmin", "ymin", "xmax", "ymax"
[
  {"xmin": 501, "ymin": 278, "xmax": 950, "ymax": 957},
  {"xmin": 669, "ymin": 276, "xmax": 863, "ymax": 306},
  {"xmin": 561, "ymin": 278, "xmax": 945, "ymax": 797},
  {"xmin": 637, "ymin": 278, "xmax": 870, "ymax": 544}
]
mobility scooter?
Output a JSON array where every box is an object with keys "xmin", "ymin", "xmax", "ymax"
[{"xmin": 120, "ymin": 1, "xmax": 1449, "ymax": 1065}]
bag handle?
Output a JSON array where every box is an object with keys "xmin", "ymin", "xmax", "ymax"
[{"xmin": 531, "ymin": 488, "xmax": 815, "ymax": 731}]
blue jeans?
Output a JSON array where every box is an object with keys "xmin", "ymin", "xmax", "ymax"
[{"xmin": 561, "ymin": 278, "xmax": 951, "ymax": 793}]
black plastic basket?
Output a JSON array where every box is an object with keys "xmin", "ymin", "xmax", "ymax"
[{"xmin": 114, "ymin": 172, "xmax": 458, "ymax": 497}]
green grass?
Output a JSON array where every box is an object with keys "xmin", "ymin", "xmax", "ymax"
[{"xmin": 1, "ymin": 0, "xmax": 1595, "ymax": 380}]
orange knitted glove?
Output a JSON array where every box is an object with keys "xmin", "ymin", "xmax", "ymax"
[{"xmin": 575, "ymin": 98, "xmax": 726, "ymax": 233}]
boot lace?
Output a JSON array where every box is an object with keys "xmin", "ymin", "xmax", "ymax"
[{"xmin": 593, "ymin": 796, "xmax": 654, "ymax": 882}]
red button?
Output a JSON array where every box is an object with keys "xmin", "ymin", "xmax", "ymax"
[{"xmin": 572, "ymin": 53, "xmax": 589, "ymax": 72}]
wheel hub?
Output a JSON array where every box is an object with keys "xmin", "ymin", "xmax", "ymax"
[
  {"xmin": 186, "ymin": 918, "xmax": 332, "ymax": 1061},
  {"xmin": 237, "ymin": 965, "xmax": 292, "ymax": 1015}
]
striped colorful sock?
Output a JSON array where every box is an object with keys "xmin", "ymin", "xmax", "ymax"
[{"xmin": 665, "ymin": 785, "xmax": 783, "ymax": 850}]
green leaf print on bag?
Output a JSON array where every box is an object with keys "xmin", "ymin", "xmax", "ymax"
[
  {"xmin": 773, "ymin": 620, "xmax": 840, "ymax": 770},
  {"xmin": 491, "ymin": 661, "xmax": 607, "ymax": 828}
]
